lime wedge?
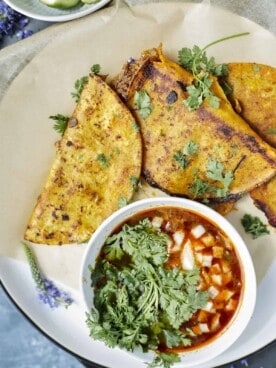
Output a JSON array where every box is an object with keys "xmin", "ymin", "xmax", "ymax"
[
  {"xmin": 39, "ymin": 0, "xmax": 81, "ymax": 9},
  {"xmin": 81, "ymin": 0, "xmax": 100, "ymax": 4}
]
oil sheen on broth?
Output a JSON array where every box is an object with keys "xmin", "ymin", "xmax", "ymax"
[{"xmin": 125, "ymin": 206, "xmax": 243, "ymax": 351}]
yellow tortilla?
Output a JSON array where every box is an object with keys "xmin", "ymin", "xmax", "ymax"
[
  {"xmin": 25, "ymin": 74, "xmax": 142, "ymax": 245},
  {"xmin": 114, "ymin": 47, "xmax": 276, "ymax": 203},
  {"xmin": 250, "ymin": 177, "xmax": 276, "ymax": 227},
  {"xmin": 225, "ymin": 63, "xmax": 276, "ymax": 147}
]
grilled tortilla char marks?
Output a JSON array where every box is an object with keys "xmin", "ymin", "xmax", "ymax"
[
  {"xmin": 224, "ymin": 63, "xmax": 276, "ymax": 226},
  {"xmin": 25, "ymin": 73, "xmax": 142, "ymax": 245},
  {"xmin": 115, "ymin": 46, "xmax": 276, "ymax": 203},
  {"xmin": 250, "ymin": 177, "xmax": 276, "ymax": 227}
]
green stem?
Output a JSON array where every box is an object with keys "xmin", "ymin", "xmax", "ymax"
[{"xmin": 202, "ymin": 32, "xmax": 250, "ymax": 52}]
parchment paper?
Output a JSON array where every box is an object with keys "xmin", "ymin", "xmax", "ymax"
[{"xmin": 0, "ymin": 1, "xmax": 275, "ymax": 290}]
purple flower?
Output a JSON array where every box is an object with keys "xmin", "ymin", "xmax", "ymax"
[
  {"xmin": 37, "ymin": 278, "xmax": 73, "ymax": 309},
  {"xmin": 0, "ymin": 1, "xmax": 33, "ymax": 42},
  {"xmin": 16, "ymin": 29, "xmax": 33, "ymax": 40},
  {"xmin": 22, "ymin": 242, "xmax": 74, "ymax": 310}
]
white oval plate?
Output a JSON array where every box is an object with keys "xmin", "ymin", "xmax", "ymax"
[
  {"xmin": 3, "ymin": 0, "xmax": 111, "ymax": 22},
  {"xmin": 0, "ymin": 2, "xmax": 275, "ymax": 368}
]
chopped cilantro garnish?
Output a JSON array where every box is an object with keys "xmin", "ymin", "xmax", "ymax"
[
  {"xmin": 253, "ymin": 64, "xmax": 260, "ymax": 72},
  {"xmin": 118, "ymin": 197, "xmax": 128, "ymax": 208},
  {"xmin": 49, "ymin": 114, "xmax": 68, "ymax": 137},
  {"xmin": 189, "ymin": 174, "xmax": 210, "ymax": 198},
  {"xmin": 178, "ymin": 32, "xmax": 249, "ymax": 110},
  {"xmin": 206, "ymin": 158, "xmax": 234, "ymax": 198},
  {"xmin": 183, "ymin": 140, "xmax": 199, "ymax": 156},
  {"xmin": 148, "ymin": 352, "xmax": 181, "ymax": 368},
  {"xmin": 132, "ymin": 121, "xmax": 140, "ymax": 132},
  {"xmin": 134, "ymin": 90, "xmax": 153, "ymax": 118},
  {"xmin": 241, "ymin": 214, "xmax": 270, "ymax": 239},
  {"xmin": 130, "ymin": 175, "xmax": 142, "ymax": 191},
  {"xmin": 86, "ymin": 219, "xmax": 208, "ymax": 367},
  {"xmin": 267, "ymin": 128, "xmax": 276, "ymax": 135},
  {"xmin": 173, "ymin": 151, "xmax": 189, "ymax": 169},
  {"xmin": 96, "ymin": 153, "xmax": 110, "ymax": 169},
  {"xmin": 91, "ymin": 64, "xmax": 101, "ymax": 75},
  {"xmin": 71, "ymin": 76, "xmax": 88, "ymax": 102},
  {"xmin": 189, "ymin": 158, "xmax": 234, "ymax": 198},
  {"xmin": 173, "ymin": 140, "xmax": 198, "ymax": 169}
]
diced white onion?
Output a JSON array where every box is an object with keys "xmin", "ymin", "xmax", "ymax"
[
  {"xmin": 180, "ymin": 240, "xmax": 195, "ymax": 270},
  {"xmin": 151, "ymin": 216, "xmax": 163, "ymax": 228},
  {"xmin": 211, "ymin": 263, "xmax": 221, "ymax": 274},
  {"xmin": 213, "ymin": 246, "xmax": 224, "ymax": 258},
  {"xmin": 208, "ymin": 286, "xmax": 219, "ymax": 299},
  {"xmin": 191, "ymin": 224, "xmax": 206, "ymax": 239},
  {"xmin": 223, "ymin": 271, "xmax": 233, "ymax": 285},
  {"xmin": 199, "ymin": 323, "xmax": 210, "ymax": 333},
  {"xmin": 172, "ymin": 230, "xmax": 185, "ymax": 246},
  {"xmin": 165, "ymin": 221, "xmax": 172, "ymax": 231},
  {"xmin": 166, "ymin": 238, "xmax": 174, "ymax": 252},
  {"xmin": 225, "ymin": 298, "xmax": 237, "ymax": 311},
  {"xmin": 202, "ymin": 301, "xmax": 214, "ymax": 312},
  {"xmin": 194, "ymin": 242, "xmax": 205, "ymax": 251},
  {"xmin": 202, "ymin": 254, "xmax": 213, "ymax": 267},
  {"xmin": 211, "ymin": 313, "xmax": 221, "ymax": 331},
  {"xmin": 211, "ymin": 274, "xmax": 222, "ymax": 286},
  {"xmin": 195, "ymin": 252, "xmax": 203, "ymax": 263},
  {"xmin": 219, "ymin": 289, "xmax": 235, "ymax": 301},
  {"xmin": 201, "ymin": 233, "xmax": 215, "ymax": 247},
  {"xmin": 221, "ymin": 260, "xmax": 231, "ymax": 273}
]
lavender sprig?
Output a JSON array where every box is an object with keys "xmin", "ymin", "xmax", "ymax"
[
  {"xmin": 0, "ymin": 1, "xmax": 33, "ymax": 42},
  {"xmin": 22, "ymin": 242, "xmax": 73, "ymax": 309}
]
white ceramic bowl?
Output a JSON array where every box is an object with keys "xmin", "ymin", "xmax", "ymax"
[{"xmin": 80, "ymin": 197, "xmax": 256, "ymax": 367}]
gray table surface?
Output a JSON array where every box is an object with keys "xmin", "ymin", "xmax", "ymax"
[{"xmin": 0, "ymin": 1, "xmax": 275, "ymax": 367}]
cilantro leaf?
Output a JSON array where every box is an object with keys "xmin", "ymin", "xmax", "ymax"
[
  {"xmin": 241, "ymin": 214, "xmax": 270, "ymax": 239},
  {"xmin": 267, "ymin": 128, "xmax": 276, "ymax": 135},
  {"xmin": 96, "ymin": 153, "xmax": 110, "ymax": 169},
  {"xmin": 189, "ymin": 175, "xmax": 210, "ymax": 198},
  {"xmin": 130, "ymin": 175, "xmax": 142, "ymax": 191},
  {"xmin": 174, "ymin": 140, "xmax": 198, "ymax": 169},
  {"xmin": 91, "ymin": 64, "xmax": 101, "ymax": 74},
  {"xmin": 206, "ymin": 158, "xmax": 234, "ymax": 197},
  {"xmin": 173, "ymin": 151, "xmax": 189, "ymax": 169},
  {"xmin": 49, "ymin": 114, "xmax": 68, "ymax": 137},
  {"xmin": 134, "ymin": 90, "xmax": 153, "ymax": 118},
  {"xmin": 178, "ymin": 33, "xmax": 249, "ymax": 110},
  {"xmin": 132, "ymin": 121, "xmax": 140, "ymax": 132},
  {"xmin": 71, "ymin": 76, "xmax": 88, "ymax": 102},
  {"xmin": 183, "ymin": 140, "xmax": 198, "ymax": 156},
  {"xmin": 148, "ymin": 352, "xmax": 181, "ymax": 368},
  {"xmin": 118, "ymin": 197, "xmax": 128, "ymax": 208}
]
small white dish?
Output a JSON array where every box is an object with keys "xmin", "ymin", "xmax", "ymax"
[
  {"xmin": 3, "ymin": 0, "xmax": 111, "ymax": 22},
  {"xmin": 80, "ymin": 197, "xmax": 257, "ymax": 367}
]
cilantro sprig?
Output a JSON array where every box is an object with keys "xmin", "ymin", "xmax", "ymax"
[
  {"xmin": 71, "ymin": 76, "xmax": 89, "ymax": 103},
  {"xmin": 241, "ymin": 214, "xmax": 270, "ymax": 239},
  {"xmin": 134, "ymin": 90, "xmax": 153, "ymax": 118},
  {"xmin": 189, "ymin": 158, "xmax": 234, "ymax": 199},
  {"xmin": 178, "ymin": 32, "xmax": 249, "ymax": 110},
  {"xmin": 86, "ymin": 219, "xmax": 209, "ymax": 367},
  {"xmin": 96, "ymin": 153, "xmax": 110, "ymax": 169},
  {"xmin": 173, "ymin": 140, "xmax": 198, "ymax": 169},
  {"xmin": 50, "ymin": 114, "xmax": 68, "ymax": 137}
]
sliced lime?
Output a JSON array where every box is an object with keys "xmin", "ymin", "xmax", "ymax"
[
  {"xmin": 81, "ymin": 0, "xmax": 100, "ymax": 4},
  {"xmin": 39, "ymin": 0, "xmax": 81, "ymax": 9}
]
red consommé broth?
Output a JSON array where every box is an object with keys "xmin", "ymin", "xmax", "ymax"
[{"xmin": 110, "ymin": 206, "xmax": 244, "ymax": 351}]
